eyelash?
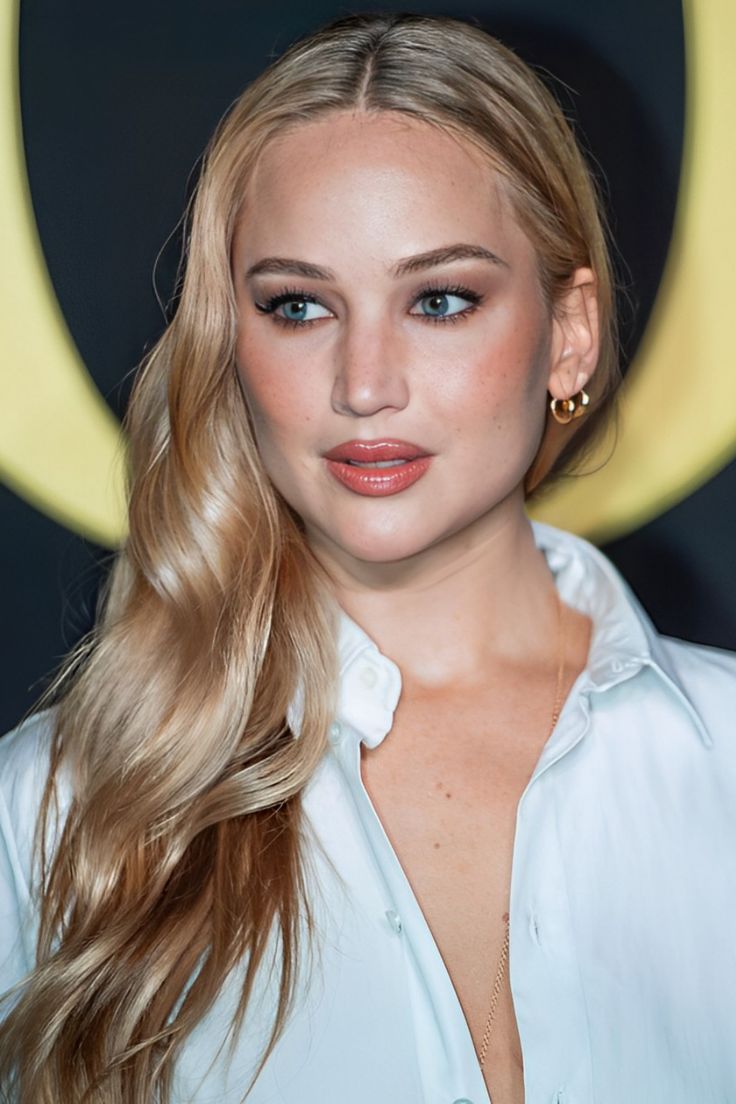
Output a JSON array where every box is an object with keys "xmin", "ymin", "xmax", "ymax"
[{"xmin": 253, "ymin": 282, "xmax": 484, "ymax": 330}]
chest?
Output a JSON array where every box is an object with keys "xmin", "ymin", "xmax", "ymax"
[
  {"xmin": 359, "ymin": 680, "xmax": 561, "ymax": 916},
  {"xmin": 359, "ymin": 691, "xmax": 555, "ymax": 1103},
  {"xmin": 175, "ymin": 682, "xmax": 734, "ymax": 1102},
  {"xmin": 359, "ymin": 701, "xmax": 535, "ymax": 928}
]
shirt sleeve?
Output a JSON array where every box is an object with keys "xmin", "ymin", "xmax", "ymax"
[
  {"xmin": 0, "ymin": 712, "xmax": 59, "ymax": 1020},
  {"xmin": 0, "ymin": 782, "xmax": 34, "ymax": 1016}
]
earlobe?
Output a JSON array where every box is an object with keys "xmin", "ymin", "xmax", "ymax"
[{"xmin": 547, "ymin": 267, "xmax": 600, "ymax": 401}]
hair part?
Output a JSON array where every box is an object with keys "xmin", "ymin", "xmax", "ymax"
[{"xmin": 0, "ymin": 13, "xmax": 621, "ymax": 1102}]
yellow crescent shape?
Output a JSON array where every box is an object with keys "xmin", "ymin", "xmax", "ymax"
[
  {"xmin": 533, "ymin": 0, "xmax": 736, "ymax": 542},
  {"xmin": 0, "ymin": 0, "xmax": 126, "ymax": 547}
]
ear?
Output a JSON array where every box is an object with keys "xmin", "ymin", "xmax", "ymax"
[{"xmin": 547, "ymin": 267, "xmax": 600, "ymax": 400}]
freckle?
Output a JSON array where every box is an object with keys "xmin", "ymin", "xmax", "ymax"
[
  {"xmin": 435, "ymin": 781, "xmax": 443, "ymax": 789},
  {"xmin": 433, "ymin": 842, "xmax": 440, "ymax": 849},
  {"xmin": 445, "ymin": 792, "xmax": 452, "ymax": 799}
]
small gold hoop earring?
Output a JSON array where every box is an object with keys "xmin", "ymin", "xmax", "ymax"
[{"xmin": 549, "ymin": 387, "xmax": 590, "ymax": 425}]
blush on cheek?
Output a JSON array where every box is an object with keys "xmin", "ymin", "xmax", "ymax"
[{"xmin": 236, "ymin": 359, "xmax": 291, "ymax": 429}]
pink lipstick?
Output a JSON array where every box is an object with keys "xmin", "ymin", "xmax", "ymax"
[{"xmin": 323, "ymin": 439, "xmax": 433, "ymax": 497}]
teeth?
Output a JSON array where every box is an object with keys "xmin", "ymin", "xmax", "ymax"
[{"xmin": 347, "ymin": 459, "xmax": 408, "ymax": 468}]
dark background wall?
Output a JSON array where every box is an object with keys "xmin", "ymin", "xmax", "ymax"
[{"xmin": 3, "ymin": 0, "xmax": 734, "ymax": 734}]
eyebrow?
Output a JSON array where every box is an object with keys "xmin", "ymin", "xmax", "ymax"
[
  {"xmin": 393, "ymin": 243, "xmax": 509, "ymax": 276},
  {"xmin": 246, "ymin": 257, "xmax": 333, "ymax": 281},
  {"xmin": 244, "ymin": 243, "xmax": 509, "ymax": 281}
]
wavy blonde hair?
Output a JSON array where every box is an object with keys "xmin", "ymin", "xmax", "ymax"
[{"xmin": 0, "ymin": 12, "xmax": 621, "ymax": 1102}]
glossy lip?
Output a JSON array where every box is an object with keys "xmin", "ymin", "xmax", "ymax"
[
  {"xmin": 323, "ymin": 438, "xmax": 430, "ymax": 462},
  {"xmin": 322, "ymin": 439, "xmax": 433, "ymax": 497}
]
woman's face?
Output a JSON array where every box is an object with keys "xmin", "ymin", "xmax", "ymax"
[{"xmin": 232, "ymin": 109, "xmax": 591, "ymax": 570}]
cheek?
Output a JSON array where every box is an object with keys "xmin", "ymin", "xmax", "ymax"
[
  {"xmin": 429, "ymin": 312, "xmax": 550, "ymax": 438},
  {"xmin": 235, "ymin": 331, "xmax": 316, "ymax": 449}
]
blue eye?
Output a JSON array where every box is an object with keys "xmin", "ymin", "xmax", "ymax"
[
  {"xmin": 278, "ymin": 298, "xmax": 331, "ymax": 322},
  {"xmin": 254, "ymin": 291, "xmax": 332, "ymax": 326},
  {"xmin": 410, "ymin": 285, "xmax": 482, "ymax": 322}
]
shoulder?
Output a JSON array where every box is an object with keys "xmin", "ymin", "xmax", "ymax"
[
  {"xmin": 0, "ymin": 711, "xmax": 64, "ymax": 993},
  {"xmin": 0, "ymin": 709, "xmax": 57, "ymax": 809},
  {"xmin": 656, "ymin": 634, "xmax": 736, "ymax": 740},
  {"xmin": 658, "ymin": 634, "xmax": 736, "ymax": 683},
  {"xmin": 0, "ymin": 710, "xmax": 64, "ymax": 893}
]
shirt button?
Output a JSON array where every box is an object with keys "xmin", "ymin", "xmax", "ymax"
[
  {"xmin": 385, "ymin": 909, "xmax": 403, "ymax": 933},
  {"xmin": 329, "ymin": 722, "xmax": 342, "ymax": 743},
  {"xmin": 360, "ymin": 664, "xmax": 379, "ymax": 689},
  {"xmin": 452, "ymin": 1098, "xmax": 474, "ymax": 1103}
]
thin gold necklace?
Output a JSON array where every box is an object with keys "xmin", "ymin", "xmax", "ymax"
[{"xmin": 477, "ymin": 589, "xmax": 566, "ymax": 1070}]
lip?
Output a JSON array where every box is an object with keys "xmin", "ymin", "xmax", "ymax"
[
  {"xmin": 322, "ymin": 438, "xmax": 433, "ymax": 497},
  {"xmin": 323, "ymin": 439, "xmax": 430, "ymax": 462}
]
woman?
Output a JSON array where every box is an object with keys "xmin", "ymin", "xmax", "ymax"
[{"xmin": 1, "ymin": 11, "xmax": 735, "ymax": 1104}]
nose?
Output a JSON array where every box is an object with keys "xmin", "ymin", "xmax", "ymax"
[{"xmin": 331, "ymin": 314, "xmax": 410, "ymax": 418}]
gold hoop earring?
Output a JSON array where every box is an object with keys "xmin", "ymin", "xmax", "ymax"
[{"xmin": 549, "ymin": 387, "xmax": 590, "ymax": 425}]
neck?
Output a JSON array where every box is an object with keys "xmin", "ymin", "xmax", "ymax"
[{"xmin": 309, "ymin": 496, "xmax": 560, "ymax": 691}]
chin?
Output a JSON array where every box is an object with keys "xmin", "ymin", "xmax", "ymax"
[
  {"xmin": 347, "ymin": 539, "xmax": 432, "ymax": 565},
  {"xmin": 312, "ymin": 520, "xmax": 440, "ymax": 567}
]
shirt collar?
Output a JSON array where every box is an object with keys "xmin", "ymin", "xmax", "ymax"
[
  {"xmin": 333, "ymin": 613, "xmax": 403, "ymax": 750},
  {"xmin": 329, "ymin": 520, "xmax": 710, "ymax": 751}
]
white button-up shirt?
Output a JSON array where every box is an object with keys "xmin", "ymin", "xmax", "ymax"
[{"xmin": 2, "ymin": 521, "xmax": 736, "ymax": 1103}]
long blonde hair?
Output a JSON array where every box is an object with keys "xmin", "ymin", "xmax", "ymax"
[{"xmin": 0, "ymin": 12, "xmax": 621, "ymax": 1101}]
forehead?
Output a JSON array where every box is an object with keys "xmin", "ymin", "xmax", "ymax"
[
  {"xmin": 234, "ymin": 109, "xmax": 533, "ymax": 266},
  {"xmin": 250, "ymin": 109, "xmax": 493, "ymax": 187}
]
